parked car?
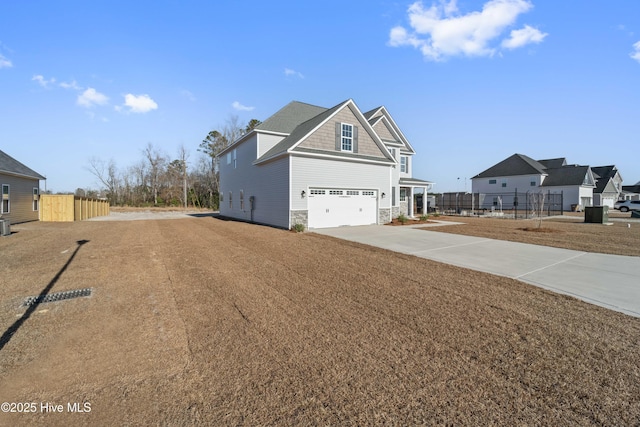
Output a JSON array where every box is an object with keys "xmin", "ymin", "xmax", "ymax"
[{"xmin": 614, "ymin": 200, "xmax": 640, "ymax": 212}]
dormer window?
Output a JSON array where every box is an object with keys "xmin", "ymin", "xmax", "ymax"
[{"xmin": 341, "ymin": 123, "xmax": 353, "ymax": 152}]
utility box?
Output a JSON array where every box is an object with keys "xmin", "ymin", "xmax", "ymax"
[
  {"xmin": 584, "ymin": 206, "xmax": 608, "ymax": 224},
  {"xmin": 0, "ymin": 219, "xmax": 10, "ymax": 236}
]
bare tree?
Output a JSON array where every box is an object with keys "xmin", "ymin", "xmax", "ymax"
[
  {"xmin": 529, "ymin": 190, "xmax": 546, "ymax": 228},
  {"xmin": 143, "ymin": 143, "xmax": 167, "ymax": 206},
  {"xmin": 198, "ymin": 116, "xmax": 261, "ymax": 209},
  {"xmin": 177, "ymin": 144, "xmax": 189, "ymax": 208},
  {"xmin": 87, "ymin": 157, "xmax": 120, "ymax": 205}
]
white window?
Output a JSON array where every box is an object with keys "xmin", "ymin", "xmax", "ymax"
[
  {"xmin": 489, "ymin": 179, "xmax": 497, "ymax": 184},
  {"xmin": 33, "ymin": 187, "xmax": 39, "ymax": 211},
  {"xmin": 530, "ymin": 181, "xmax": 536, "ymax": 186},
  {"xmin": 341, "ymin": 123, "xmax": 353, "ymax": 152},
  {"xmin": 400, "ymin": 188, "xmax": 406, "ymax": 202},
  {"xmin": 329, "ymin": 190, "xmax": 343, "ymax": 195},
  {"xmin": 1, "ymin": 184, "xmax": 9, "ymax": 214},
  {"xmin": 362, "ymin": 191, "xmax": 375, "ymax": 196},
  {"xmin": 240, "ymin": 190, "xmax": 244, "ymax": 210},
  {"xmin": 400, "ymin": 156, "xmax": 408, "ymax": 173},
  {"xmin": 233, "ymin": 149, "xmax": 237, "ymax": 169},
  {"xmin": 346, "ymin": 190, "xmax": 359, "ymax": 196},
  {"xmin": 389, "ymin": 148, "xmax": 396, "ymax": 159},
  {"xmin": 310, "ymin": 189, "xmax": 325, "ymax": 195},
  {"xmin": 501, "ymin": 179, "xmax": 507, "ymax": 188},
  {"xmin": 226, "ymin": 152, "xmax": 231, "ymax": 165}
]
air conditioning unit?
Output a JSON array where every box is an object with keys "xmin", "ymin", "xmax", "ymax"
[{"xmin": 0, "ymin": 219, "xmax": 10, "ymax": 236}]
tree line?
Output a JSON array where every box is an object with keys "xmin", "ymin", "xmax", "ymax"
[{"xmin": 84, "ymin": 116, "xmax": 261, "ymax": 209}]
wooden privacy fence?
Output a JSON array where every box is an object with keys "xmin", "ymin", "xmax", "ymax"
[{"xmin": 40, "ymin": 195, "xmax": 110, "ymax": 222}]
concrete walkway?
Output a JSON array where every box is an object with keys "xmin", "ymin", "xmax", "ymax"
[{"xmin": 313, "ymin": 224, "xmax": 640, "ymax": 318}]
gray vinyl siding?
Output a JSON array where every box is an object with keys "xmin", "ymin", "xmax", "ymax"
[
  {"xmin": 257, "ymin": 133, "xmax": 285, "ymax": 158},
  {"xmin": 290, "ymin": 156, "xmax": 392, "ymax": 212},
  {"xmin": 0, "ymin": 173, "xmax": 40, "ymax": 223},
  {"xmin": 219, "ymin": 136, "xmax": 290, "ymax": 228}
]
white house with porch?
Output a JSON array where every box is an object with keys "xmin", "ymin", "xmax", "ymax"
[{"xmin": 218, "ymin": 99, "xmax": 433, "ymax": 229}]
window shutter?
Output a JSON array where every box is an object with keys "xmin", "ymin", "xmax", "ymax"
[
  {"xmin": 335, "ymin": 122, "xmax": 341, "ymax": 151},
  {"xmin": 353, "ymin": 126, "xmax": 358, "ymax": 153}
]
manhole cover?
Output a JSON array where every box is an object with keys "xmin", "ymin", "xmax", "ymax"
[{"xmin": 23, "ymin": 288, "xmax": 92, "ymax": 307}]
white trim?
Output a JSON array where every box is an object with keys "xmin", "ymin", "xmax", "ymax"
[
  {"xmin": 340, "ymin": 122, "xmax": 354, "ymax": 152},
  {"xmin": 289, "ymin": 151, "xmax": 395, "ymax": 166},
  {"xmin": 370, "ymin": 106, "xmax": 416, "ymax": 154},
  {"xmin": 1, "ymin": 184, "xmax": 9, "ymax": 214},
  {"xmin": 288, "ymin": 156, "xmax": 293, "ymax": 229}
]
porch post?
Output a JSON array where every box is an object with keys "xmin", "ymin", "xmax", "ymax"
[{"xmin": 408, "ymin": 186, "xmax": 414, "ymax": 218}]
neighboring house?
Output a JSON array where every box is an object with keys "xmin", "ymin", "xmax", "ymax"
[
  {"xmin": 0, "ymin": 149, "xmax": 45, "ymax": 224},
  {"xmin": 591, "ymin": 165, "xmax": 623, "ymax": 208},
  {"xmin": 621, "ymin": 183, "xmax": 640, "ymax": 201},
  {"xmin": 218, "ymin": 99, "xmax": 432, "ymax": 229},
  {"xmin": 471, "ymin": 154, "xmax": 597, "ymax": 211}
]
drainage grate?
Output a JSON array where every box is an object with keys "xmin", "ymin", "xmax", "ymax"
[{"xmin": 23, "ymin": 288, "xmax": 93, "ymax": 307}]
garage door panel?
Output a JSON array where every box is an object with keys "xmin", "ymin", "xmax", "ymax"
[{"xmin": 308, "ymin": 189, "xmax": 377, "ymax": 228}]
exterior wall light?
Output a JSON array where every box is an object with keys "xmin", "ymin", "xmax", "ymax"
[
  {"xmin": 381, "ymin": 192, "xmax": 386, "ymax": 199},
  {"xmin": 301, "ymin": 190, "xmax": 306, "ymax": 198}
]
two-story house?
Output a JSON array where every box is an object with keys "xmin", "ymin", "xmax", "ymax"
[
  {"xmin": 218, "ymin": 99, "xmax": 432, "ymax": 229},
  {"xmin": 471, "ymin": 154, "xmax": 597, "ymax": 211}
]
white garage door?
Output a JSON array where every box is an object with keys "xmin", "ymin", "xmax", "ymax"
[{"xmin": 307, "ymin": 189, "xmax": 377, "ymax": 228}]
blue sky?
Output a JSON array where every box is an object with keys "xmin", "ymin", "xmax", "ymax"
[{"xmin": 1, "ymin": 0, "xmax": 639, "ymax": 193}]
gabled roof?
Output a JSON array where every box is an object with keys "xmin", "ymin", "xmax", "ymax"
[
  {"xmin": 472, "ymin": 154, "xmax": 547, "ymax": 179},
  {"xmin": 257, "ymin": 100, "xmax": 349, "ymax": 162},
  {"xmin": 363, "ymin": 106, "xmax": 416, "ymax": 154},
  {"xmin": 591, "ymin": 165, "xmax": 617, "ymax": 179},
  {"xmin": 255, "ymin": 99, "xmax": 395, "ymax": 165},
  {"xmin": 591, "ymin": 165, "xmax": 621, "ymax": 194},
  {"xmin": 0, "ymin": 149, "xmax": 45, "ymax": 180},
  {"xmin": 541, "ymin": 166, "xmax": 593, "ymax": 187}
]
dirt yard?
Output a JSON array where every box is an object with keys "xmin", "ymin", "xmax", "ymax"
[
  {"xmin": 1, "ymin": 215, "xmax": 639, "ymax": 425},
  {"xmin": 428, "ymin": 214, "xmax": 640, "ymax": 257}
]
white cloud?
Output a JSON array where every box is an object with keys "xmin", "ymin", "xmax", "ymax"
[
  {"xmin": 232, "ymin": 101, "xmax": 255, "ymax": 111},
  {"xmin": 0, "ymin": 54, "xmax": 12, "ymax": 68},
  {"xmin": 59, "ymin": 80, "xmax": 82, "ymax": 90},
  {"xmin": 77, "ymin": 88, "xmax": 109, "ymax": 107},
  {"xmin": 121, "ymin": 93, "xmax": 158, "ymax": 113},
  {"xmin": 502, "ymin": 24, "xmax": 547, "ymax": 49},
  {"xmin": 32, "ymin": 74, "xmax": 56, "ymax": 88},
  {"xmin": 631, "ymin": 41, "xmax": 640, "ymax": 63},
  {"xmin": 388, "ymin": 0, "xmax": 545, "ymax": 60},
  {"xmin": 284, "ymin": 68, "xmax": 304, "ymax": 79}
]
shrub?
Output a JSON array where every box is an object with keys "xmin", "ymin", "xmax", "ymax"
[
  {"xmin": 397, "ymin": 214, "xmax": 408, "ymax": 224},
  {"xmin": 419, "ymin": 214, "xmax": 429, "ymax": 222},
  {"xmin": 432, "ymin": 212, "xmax": 440, "ymax": 218},
  {"xmin": 291, "ymin": 223, "xmax": 305, "ymax": 233}
]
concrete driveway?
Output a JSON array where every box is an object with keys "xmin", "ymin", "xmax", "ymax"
[{"xmin": 313, "ymin": 224, "xmax": 640, "ymax": 318}]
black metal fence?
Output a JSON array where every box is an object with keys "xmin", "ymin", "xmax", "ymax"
[{"xmin": 437, "ymin": 190, "xmax": 564, "ymax": 219}]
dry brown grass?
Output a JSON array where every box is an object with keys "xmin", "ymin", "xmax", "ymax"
[
  {"xmin": 1, "ymin": 217, "xmax": 639, "ymax": 425},
  {"xmin": 429, "ymin": 214, "xmax": 640, "ymax": 256}
]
